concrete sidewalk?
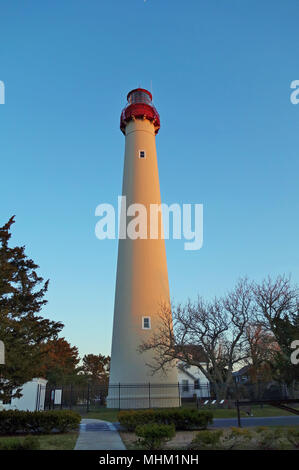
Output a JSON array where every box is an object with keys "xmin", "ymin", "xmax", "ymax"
[{"xmin": 74, "ymin": 418, "xmax": 126, "ymax": 450}]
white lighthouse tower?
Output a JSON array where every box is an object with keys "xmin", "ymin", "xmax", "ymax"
[{"xmin": 107, "ymin": 89, "xmax": 179, "ymax": 408}]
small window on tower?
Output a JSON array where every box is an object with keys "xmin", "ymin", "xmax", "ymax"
[
  {"xmin": 139, "ymin": 150, "xmax": 146, "ymax": 159},
  {"xmin": 142, "ymin": 316, "xmax": 151, "ymax": 329}
]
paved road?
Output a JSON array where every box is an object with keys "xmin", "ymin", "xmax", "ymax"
[
  {"xmin": 212, "ymin": 415, "xmax": 299, "ymax": 428},
  {"xmin": 75, "ymin": 419, "xmax": 126, "ymax": 450}
]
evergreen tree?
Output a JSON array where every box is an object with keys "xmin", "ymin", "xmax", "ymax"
[
  {"xmin": 271, "ymin": 315, "xmax": 299, "ymax": 391},
  {"xmin": 37, "ymin": 338, "xmax": 80, "ymax": 386},
  {"xmin": 82, "ymin": 354, "xmax": 110, "ymax": 384},
  {"xmin": 253, "ymin": 275, "xmax": 299, "ymax": 394},
  {"xmin": 0, "ymin": 217, "xmax": 63, "ymax": 401}
]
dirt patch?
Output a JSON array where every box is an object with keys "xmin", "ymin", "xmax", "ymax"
[
  {"xmin": 165, "ymin": 431, "xmax": 199, "ymax": 449},
  {"xmin": 120, "ymin": 431, "xmax": 198, "ymax": 450}
]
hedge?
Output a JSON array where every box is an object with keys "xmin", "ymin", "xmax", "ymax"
[
  {"xmin": 0, "ymin": 410, "xmax": 81, "ymax": 435},
  {"xmin": 118, "ymin": 408, "xmax": 213, "ymax": 431},
  {"xmin": 190, "ymin": 429, "xmax": 223, "ymax": 449},
  {"xmin": 135, "ymin": 423, "xmax": 175, "ymax": 450}
]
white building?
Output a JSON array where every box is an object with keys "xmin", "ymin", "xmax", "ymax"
[
  {"xmin": 0, "ymin": 340, "xmax": 4, "ymax": 365},
  {"xmin": 0, "ymin": 378, "xmax": 48, "ymax": 412},
  {"xmin": 177, "ymin": 363, "xmax": 210, "ymax": 399}
]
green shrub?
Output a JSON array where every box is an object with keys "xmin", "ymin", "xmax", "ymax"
[
  {"xmin": 0, "ymin": 410, "xmax": 81, "ymax": 435},
  {"xmin": 135, "ymin": 423, "xmax": 175, "ymax": 450},
  {"xmin": 286, "ymin": 428, "xmax": 299, "ymax": 449},
  {"xmin": 0, "ymin": 436, "xmax": 40, "ymax": 450},
  {"xmin": 118, "ymin": 410, "xmax": 156, "ymax": 431},
  {"xmin": 257, "ymin": 429, "xmax": 284, "ymax": 450},
  {"xmin": 54, "ymin": 410, "xmax": 81, "ymax": 433},
  {"xmin": 33, "ymin": 412, "xmax": 57, "ymax": 434},
  {"xmin": 118, "ymin": 408, "xmax": 213, "ymax": 432},
  {"xmin": 29, "ymin": 411, "xmax": 48, "ymax": 434},
  {"xmin": 0, "ymin": 410, "xmax": 30, "ymax": 435},
  {"xmin": 222, "ymin": 427, "xmax": 253, "ymax": 450},
  {"xmin": 189, "ymin": 430, "xmax": 223, "ymax": 449},
  {"xmin": 190, "ymin": 427, "xmax": 255, "ymax": 450},
  {"xmin": 190, "ymin": 427, "xmax": 293, "ymax": 451}
]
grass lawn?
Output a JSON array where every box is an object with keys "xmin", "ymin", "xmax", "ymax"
[
  {"xmin": 0, "ymin": 432, "xmax": 78, "ymax": 450},
  {"xmin": 80, "ymin": 408, "xmax": 120, "ymax": 422}
]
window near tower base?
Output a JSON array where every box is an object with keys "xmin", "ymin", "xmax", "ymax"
[
  {"xmin": 139, "ymin": 150, "xmax": 146, "ymax": 159},
  {"xmin": 182, "ymin": 380, "xmax": 189, "ymax": 392},
  {"xmin": 142, "ymin": 316, "xmax": 151, "ymax": 329}
]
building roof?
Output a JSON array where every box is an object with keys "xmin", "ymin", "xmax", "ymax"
[
  {"xmin": 232, "ymin": 365, "xmax": 250, "ymax": 377},
  {"xmin": 175, "ymin": 344, "xmax": 208, "ymax": 363},
  {"xmin": 177, "ymin": 364, "xmax": 197, "ymax": 380}
]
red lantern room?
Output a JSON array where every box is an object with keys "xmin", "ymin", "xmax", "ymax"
[{"xmin": 120, "ymin": 88, "xmax": 160, "ymax": 135}]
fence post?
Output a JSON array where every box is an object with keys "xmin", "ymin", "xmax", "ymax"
[
  {"xmin": 37, "ymin": 384, "xmax": 41, "ymax": 411},
  {"xmin": 118, "ymin": 383, "xmax": 121, "ymax": 411},
  {"xmin": 178, "ymin": 382, "xmax": 181, "ymax": 406},
  {"xmin": 51, "ymin": 389, "xmax": 55, "ymax": 410},
  {"xmin": 87, "ymin": 381, "xmax": 90, "ymax": 413},
  {"xmin": 234, "ymin": 377, "xmax": 241, "ymax": 427},
  {"xmin": 148, "ymin": 382, "xmax": 151, "ymax": 409},
  {"xmin": 70, "ymin": 384, "xmax": 73, "ymax": 410},
  {"xmin": 236, "ymin": 399, "xmax": 241, "ymax": 428}
]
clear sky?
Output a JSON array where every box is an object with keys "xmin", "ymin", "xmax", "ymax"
[{"xmin": 1, "ymin": 1, "xmax": 298, "ymax": 358}]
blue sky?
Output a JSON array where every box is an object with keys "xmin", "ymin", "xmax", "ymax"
[{"xmin": 1, "ymin": 1, "xmax": 298, "ymax": 357}]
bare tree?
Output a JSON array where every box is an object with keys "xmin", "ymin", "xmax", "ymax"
[
  {"xmin": 244, "ymin": 324, "xmax": 277, "ymax": 374},
  {"xmin": 252, "ymin": 275, "xmax": 299, "ymax": 394},
  {"xmin": 253, "ymin": 275, "xmax": 298, "ymax": 332},
  {"xmin": 243, "ymin": 323, "xmax": 278, "ymax": 398},
  {"xmin": 139, "ymin": 279, "xmax": 252, "ymax": 400}
]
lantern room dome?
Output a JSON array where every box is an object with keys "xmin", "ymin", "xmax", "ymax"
[{"xmin": 120, "ymin": 88, "xmax": 160, "ymax": 135}]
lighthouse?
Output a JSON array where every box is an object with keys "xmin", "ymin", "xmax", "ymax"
[{"xmin": 107, "ymin": 89, "xmax": 180, "ymax": 408}]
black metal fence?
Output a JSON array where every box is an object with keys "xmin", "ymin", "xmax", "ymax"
[
  {"xmin": 44, "ymin": 380, "xmax": 297, "ymax": 413},
  {"xmin": 44, "ymin": 382, "xmax": 211, "ymax": 412}
]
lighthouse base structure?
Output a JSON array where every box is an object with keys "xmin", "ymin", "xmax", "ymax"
[{"xmin": 106, "ymin": 384, "xmax": 181, "ymax": 409}]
